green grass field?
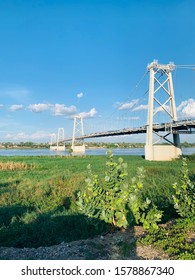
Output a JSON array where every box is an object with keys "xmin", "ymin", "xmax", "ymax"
[{"xmin": 0, "ymin": 154, "xmax": 194, "ymax": 254}]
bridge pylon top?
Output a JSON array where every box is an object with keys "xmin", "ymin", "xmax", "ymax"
[{"xmin": 147, "ymin": 59, "xmax": 175, "ymax": 72}]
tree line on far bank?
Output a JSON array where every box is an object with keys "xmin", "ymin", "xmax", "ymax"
[{"xmin": 0, "ymin": 141, "xmax": 194, "ymax": 149}]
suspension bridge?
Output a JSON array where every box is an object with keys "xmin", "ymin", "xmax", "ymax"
[
  {"xmin": 63, "ymin": 119, "xmax": 195, "ymax": 139},
  {"xmin": 50, "ymin": 60, "xmax": 195, "ymax": 160}
]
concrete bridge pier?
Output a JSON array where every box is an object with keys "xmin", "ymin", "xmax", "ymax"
[
  {"xmin": 71, "ymin": 145, "xmax": 85, "ymax": 155},
  {"xmin": 145, "ymin": 144, "xmax": 181, "ymax": 161}
]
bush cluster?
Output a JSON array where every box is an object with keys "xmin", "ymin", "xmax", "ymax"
[
  {"xmin": 77, "ymin": 151, "xmax": 194, "ymax": 232},
  {"xmin": 77, "ymin": 151, "xmax": 163, "ymax": 231}
]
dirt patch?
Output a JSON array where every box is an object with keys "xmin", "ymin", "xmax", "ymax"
[{"xmin": 0, "ymin": 226, "xmax": 169, "ymax": 260}]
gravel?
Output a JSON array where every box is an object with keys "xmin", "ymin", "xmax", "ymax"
[{"xmin": 0, "ymin": 227, "xmax": 169, "ymax": 260}]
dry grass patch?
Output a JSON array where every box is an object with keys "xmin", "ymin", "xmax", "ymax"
[{"xmin": 0, "ymin": 161, "xmax": 34, "ymax": 171}]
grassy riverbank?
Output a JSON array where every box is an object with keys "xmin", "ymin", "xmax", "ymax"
[{"xmin": 0, "ymin": 154, "xmax": 194, "ymax": 258}]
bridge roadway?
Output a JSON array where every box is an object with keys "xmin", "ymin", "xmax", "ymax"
[{"xmin": 63, "ymin": 119, "xmax": 195, "ymax": 142}]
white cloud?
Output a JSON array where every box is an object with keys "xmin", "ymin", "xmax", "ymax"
[
  {"xmin": 78, "ymin": 108, "xmax": 97, "ymax": 119},
  {"xmin": 132, "ymin": 104, "xmax": 148, "ymax": 111},
  {"xmin": 177, "ymin": 98, "xmax": 195, "ymax": 118},
  {"xmin": 4, "ymin": 131, "xmax": 51, "ymax": 141},
  {"xmin": 177, "ymin": 100, "xmax": 189, "ymax": 111},
  {"xmin": 28, "ymin": 103, "xmax": 51, "ymax": 113},
  {"xmin": 117, "ymin": 99, "xmax": 139, "ymax": 110},
  {"xmin": 4, "ymin": 102, "xmax": 78, "ymax": 116},
  {"xmin": 9, "ymin": 104, "xmax": 24, "ymax": 112},
  {"xmin": 77, "ymin": 92, "xmax": 84, "ymax": 99},
  {"xmin": 51, "ymin": 104, "xmax": 77, "ymax": 116}
]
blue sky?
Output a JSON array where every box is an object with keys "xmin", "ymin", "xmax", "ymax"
[{"xmin": 0, "ymin": 0, "xmax": 194, "ymax": 143}]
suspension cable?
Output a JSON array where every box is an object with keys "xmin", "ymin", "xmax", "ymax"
[
  {"xmin": 104, "ymin": 71, "xmax": 165, "ymax": 130},
  {"xmin": 106, "ymin": 71, "xmax": 149, "ymax": 119},
  {"xmin": 175, "ymin": 65, "xmax": 195, "ymax": 70}
]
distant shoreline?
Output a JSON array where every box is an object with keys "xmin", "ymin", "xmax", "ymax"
[
  {"xmin": 0, "ymin": 146, "xmax": 144, "ymax": 150},
  {"xmin": 0, "ymin": 142, "xmax": 194, "ymax": 150}
]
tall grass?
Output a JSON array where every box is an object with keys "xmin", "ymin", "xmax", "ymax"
[{"xmin": 0, "ymin": 161, "xmax": 34, "ymax": 171}]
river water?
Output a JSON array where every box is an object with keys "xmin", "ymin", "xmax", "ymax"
[{"xmin": 0, "ymin": 147, "xmax": 194, "ymax": 156}]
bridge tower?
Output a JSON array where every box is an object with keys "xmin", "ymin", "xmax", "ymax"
[
  {"xmin": 50, "ymin": 133, "xmax": 57, "ymax": 150},
  {"xmin": 145, "ymin": 60, "xmax": 181, "ymax": 161},
  {"xmin": 50, "ymin": 128, "xmax": 65, "ymax": 151},
  {"xmin": 71, "ymin": 115, "xmax": 85, "ymax": 154},
  {"xmin": 57, "ymin": 128, "xmax": 65, "ymax": 151}
]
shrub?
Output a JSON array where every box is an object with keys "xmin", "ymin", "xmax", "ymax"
[
  {"xmin": 77, "ymin": 151, "xmax": 162, "ymax": 231},
  {"xmin": 172, "ymin": 157, "xmax": 195, "ymax": 218},
  {"xmin": 77, "ymin": 151, "xmax": 130, "ymax": 228},
  {"xmin": 128, "ymin": 166, "xmax": 163, "ymax": 231}
]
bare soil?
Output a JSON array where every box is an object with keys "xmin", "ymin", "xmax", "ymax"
[{"xmin": 0, "ymin": 226, "xmax": 169, "ymax": 260}]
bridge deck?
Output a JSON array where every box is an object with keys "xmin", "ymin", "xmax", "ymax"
[{"xmin": 63, "ymin": 120, "xmax": 195, "ymax": 142}]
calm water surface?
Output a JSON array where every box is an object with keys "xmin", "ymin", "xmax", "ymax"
[{"xmin": 0, "ymin": 147, "xmax": 194, "ymax": 156}]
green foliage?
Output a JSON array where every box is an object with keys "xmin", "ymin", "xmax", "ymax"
[
  {"xmin": 68, "ymin": 148, "xmax": 73, "ymax": 156},
  {"xmin": 172, "ymin": 157, "xmax": 195, "ymax": 217},
  {"xmin": 140, "ymin": 217, "xmax": 195, "ymax": 260},
  {"xmin": 128, "ymin": 167, "xmax": 163, "ymax": 231},
  {"xmin": 77, "ymin": 151, "xmax": 130, "ymax": 228},
  {"xmin": 0, "ymin": 210, "xmax": 107, "ymax": 248},
  {"xmin": 77, "ymin": 151, "xmax": 163, "ymax": 231}
]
